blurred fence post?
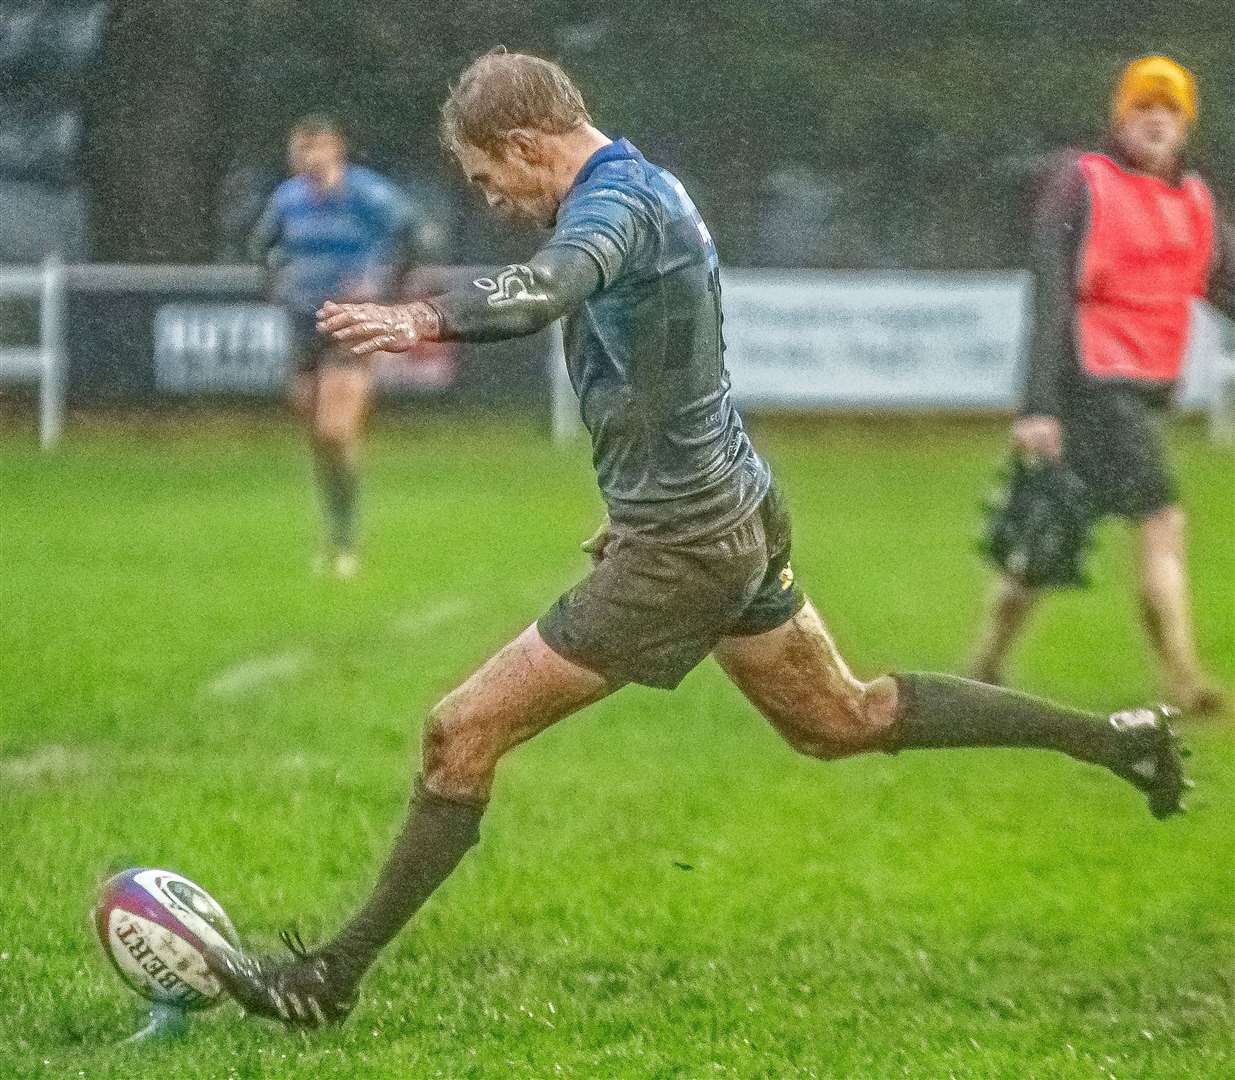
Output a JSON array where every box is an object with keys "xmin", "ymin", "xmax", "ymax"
[
  {"xmin": 1210, "ymin": 354, "xmax": 1235, "ymax": 446},
  {"xmin": 0, "ymin": 259, "xmax": 66, "ymax": 448},
  {"xmin": 40, "ymin": 256, "xmax": 67, "ymax": 448}
]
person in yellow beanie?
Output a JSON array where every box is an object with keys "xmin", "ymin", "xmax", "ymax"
[{"xmin": 970, "ymin": 56, "xmax": 1231, "ymax": 715}]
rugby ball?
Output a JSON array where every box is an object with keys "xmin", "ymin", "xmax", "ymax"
[{"xmin": 94, "ymin": 867, "xmax": 240, "ymax": 1010}]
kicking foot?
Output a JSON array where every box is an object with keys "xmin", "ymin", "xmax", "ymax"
[
  {"xmin": 1105, "ymin": 705, "xmax": 1189, "ymax": 820},
  {"xmin": 205, "ymin": 929, "xmax": 357, "ymax": 1027}
]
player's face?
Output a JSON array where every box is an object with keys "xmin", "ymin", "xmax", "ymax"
[
  {"xmin": 455, "ymin": 139, "xmax": 558, "ymax": 228},
  {"xmin": 1116, "ymin": 101, "xmax": 1189, "ymax": 172},
  {"xmin": 288, "ymin": 131, "xmax": 346, "ymax": 184}
]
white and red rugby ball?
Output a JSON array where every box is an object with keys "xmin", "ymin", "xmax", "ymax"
[{"xmin": 94, "ymin": 867, "xmax": 240, "ymax": 1010}]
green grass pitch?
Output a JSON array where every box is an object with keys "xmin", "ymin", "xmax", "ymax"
[{"xmin": 1, "ymin": 414, "xmax": 1231, "ymax": 1079}]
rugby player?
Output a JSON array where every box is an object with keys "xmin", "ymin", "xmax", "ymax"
[
  {"xmin": 250, "ymin": 114, "xmax": 415, "ymax": 577},
  {"xmin": 209, "ymin": 52, "xmax": 1189, "ymax": 1027},
  {"xmin": 970, "ymin": 57, "xmax": 1231, "ymax": 715}
]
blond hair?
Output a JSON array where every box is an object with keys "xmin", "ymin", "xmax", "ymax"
[{"xmin": 441, "ymin": 49, "xmax": 592, "ymax": 156}]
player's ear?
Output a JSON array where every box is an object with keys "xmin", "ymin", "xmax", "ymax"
[{"xmin": 506, "ymin": 128, "xmax": 546, "ymax": 166}]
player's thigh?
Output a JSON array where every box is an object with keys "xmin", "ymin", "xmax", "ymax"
[
  {"xmin": 714, "ymin": 598, "xmax": 892, "ymax": 753},
  {"xmin": 1136, "ymin": 504, "xmax": 1186, "ymax": 559},
  {"xmin": 288, "ymin": 370, "xmax": 317, "ymax": 421},
  {"xmin": 314, "ymin": 361, "xmax": 373, "ymax": 445},
  {"xmin": 424, "ymin": 622, "xmax": 615, "ymax": 799}
]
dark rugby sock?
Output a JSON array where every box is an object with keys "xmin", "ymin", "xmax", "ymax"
[
  {"xmin": 316, "ymin": 453, "xmax": 358, "ymax": 552},
  {"xmin": 889, "ymin": 672, "xmax": 1116, "ymax": 764},
  {"xmin": 323, "ymin": 777, "xmax": 485, "ymax": 986}
]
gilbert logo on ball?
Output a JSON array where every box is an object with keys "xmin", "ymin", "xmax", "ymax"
[{"xmin": 94, "ymin": 868, "xmax": 240, "ymax": 1010}]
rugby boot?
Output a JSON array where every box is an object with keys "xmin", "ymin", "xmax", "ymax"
[
  {"xmin": 1105, "ymin": 705, "xmax": 1189, "ymax": 819},
  {"xmin": 206, "ymin": 928, "xmax": 358, "ymax": 1027}
]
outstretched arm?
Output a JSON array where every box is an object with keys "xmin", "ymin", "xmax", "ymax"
[{"xmin": 317, "ymin": 245, "xmax": 603, "ymax": 354}]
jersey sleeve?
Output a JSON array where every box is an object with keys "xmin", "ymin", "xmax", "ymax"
[
  {"xmin": 425, "ymin": 245, "xmax": 603, "ymax": 343},
  {"xmin": 1020, "ymin": 154, "xmax": 1087, "ymax": 418},
  {"xmin": 542, "ymin": 184, "xmax": 652, "ymax": 288},
  {"xmin": 247, "ymin": 186, "xmax": 285, "ymax": 266},
  {"xmin": 1206, "ymin": 212, "xmax": 1235, "ymax": 321}
]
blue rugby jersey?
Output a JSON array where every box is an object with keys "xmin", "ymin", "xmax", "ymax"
[
  {"xmin": 249, "ymin": 165, "xmax": 414, "ymax": 314},
  {"xmin": 542, "ymin": 138, "xmax": 770, "ymax": 542}
]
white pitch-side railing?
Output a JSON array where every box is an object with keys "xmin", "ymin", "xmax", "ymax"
[
  {"xmin": 0, "ymin": 260, "xmax": 582, "ymax": 449},
  {"xmin": 1210, "ymin": 353, "xmax": 1235, "ymax": 446},
  {"xmin": 0, "ymin": 258, "xmax": 68, "ymax": 448},
  {"xmin": 1, "ymin": 261, "xmax": 1231, "ymax": 449},
  {"xmin": 0, "ymin": 261, "xmax": 268, "ymax": 450}
]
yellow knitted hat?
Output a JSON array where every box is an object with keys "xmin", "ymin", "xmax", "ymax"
[{"xmin": 1113, "ymin": 56, "xmax": 1197, "ymax": 126}]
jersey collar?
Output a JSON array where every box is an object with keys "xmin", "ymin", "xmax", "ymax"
[{"xmin": 571, "ymin": 137, "xmax": 644, "ymax": 190}]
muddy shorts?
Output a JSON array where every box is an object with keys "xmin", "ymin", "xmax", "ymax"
[{"xmin": 538, "ymin": 483, "xmax": 806, "ymax": 689}]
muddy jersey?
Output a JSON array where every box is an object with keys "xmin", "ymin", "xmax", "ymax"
[{"xmin": 541, "ymin": 138, "xmax": 769, "ymax": 542}]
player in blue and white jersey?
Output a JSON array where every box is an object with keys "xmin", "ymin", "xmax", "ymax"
[
  {"xmin": 250, "ymin": 114, "xmax": 415, "ymax": 577},
  {"xmin": 210, "ymin": 52, "xmax": 1188, "ymax": 1027}
]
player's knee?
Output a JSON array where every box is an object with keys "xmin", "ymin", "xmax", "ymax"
[
  {"xmin": 862, "ymin": 675, "xmax": 899, "ymax": 730},
  {"xmin": 792, "ymin": 676, "xmax": 898, "ymax": 760},
  {"xmin": 1139, "ymin": 508, "xmax": 1187, "ymax": 595},
  {"xmin": 1143, "ymin": 506, "xmax": 1186, "ymax": 552},
  {"xmin": 313, "ymin": 418, "xmax": 351, "ymax": 452},
  {"xmin": 421, "ymin": 700, "xmax": 464, "ymax": 773},
  {"xmin": 998, "ymin": 574, "xmax": 1039, "ymax": 607},
  {"xmin": 1155, "ymin": 505, "xmax": 1185, "ymax": 531},
  {"xmin": 421, "ymin": 698, "xmax": 497, "ymax": 791}
]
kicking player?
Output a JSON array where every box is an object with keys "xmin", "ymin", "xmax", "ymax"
[
  {"xmin": 250, "ymin": 114, "xmax": 416, "ymax": 577},
  {"xmin": 970, "ymin": 57, "xmax": 1231, "ymax": 714},
  {"xmin": 209, "ymin": 52, "xmax": 1188, "ymax": 1026}
]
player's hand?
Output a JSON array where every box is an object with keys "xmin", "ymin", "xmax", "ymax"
[
  {"xmin": 316, "ymin": 300, "xmax": 419, "ymax": 356},
  {"xmin": 1012, "ymin": 415, "xmax": 1063, "ymax": 461},
  {"xmin": 580, "ymin": 518, "xmax": 612, "ymax": 565}
]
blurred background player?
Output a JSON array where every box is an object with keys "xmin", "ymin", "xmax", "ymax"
[
  {"xmin": 249, "ymin": 114, "xmax": 416, "ymax": 577},
  {"xmin": 970, "ymin": 56, "xmax": 1233, "ymax": 715}
]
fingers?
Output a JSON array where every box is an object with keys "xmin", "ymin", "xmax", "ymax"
[
  {"xmin": 352, "ymin": 335, "xmax": 394, "ymax": 357},
  {"xmin": 330, "ymin": 320, "xmax": 390, "ymax": 343},
  {"xmin": 1035, "ymin": 426, "xmax": 1063, "ymax": 461},
  {"xmin": 316, "ymin": 307, "xmax": 365, "ymax": 334},
  {"xmin": 314, "ymin": 300, "xmax": 348, "ymax": 330},
  {"xmin": 1012, "ymin": 416, "xmax": 1062, "ymax": 462},
  {"xmin": 580, "ymin": 522, "xmax": 611, "ymax": 565},
  {"xmin": 315, "ymin": 301, "xmax": 384, "ymax": 332},
  {"xmin": 315, "ymin": 301, "xmax": 415, "ymax": 355}
]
